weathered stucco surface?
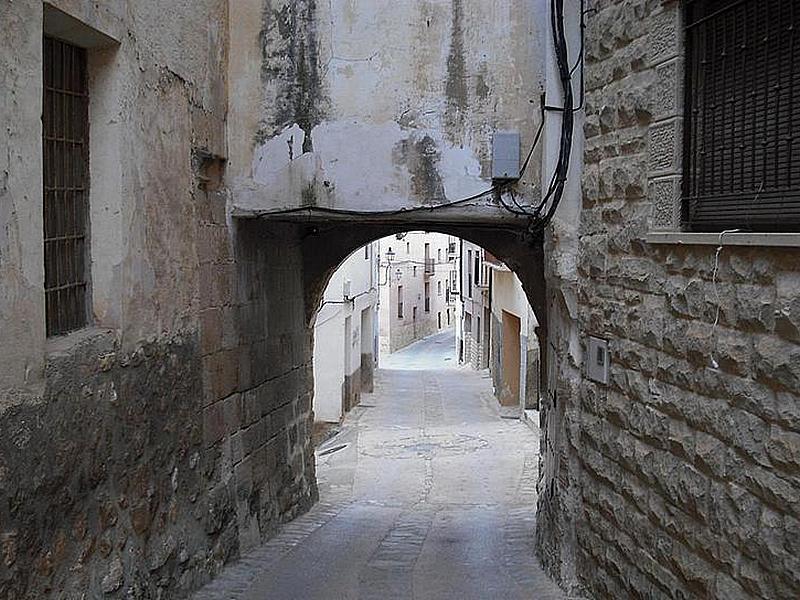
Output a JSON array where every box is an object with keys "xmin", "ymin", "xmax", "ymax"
[
  {"xmin": 227, "ymin": 0, "xmax": 544, "ymax": 216},
  {"xmin": 0, "ymin": 1, "xmax": 48, "ymax": 409}
]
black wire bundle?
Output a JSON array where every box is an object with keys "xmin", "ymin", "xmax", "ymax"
[{"xmin": 536, "ymin": 0, "xmax": 576, "ymax": 228}]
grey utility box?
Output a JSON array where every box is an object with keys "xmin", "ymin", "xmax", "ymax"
[
  {"xmin": 587, "ymin": 336, "xmax": 609, "ymax": 385},
  {"xmin": 492, "ymin": 131, "xmax": 521, "ymax": 181}
]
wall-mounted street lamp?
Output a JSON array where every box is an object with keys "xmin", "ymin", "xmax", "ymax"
[{"xmin": 379, "ymin": 247, "xmax": 397, "ymax": 287}]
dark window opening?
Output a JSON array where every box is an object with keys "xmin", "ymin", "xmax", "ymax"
[
  {"xmin": 43, "ymin": 36, "xmax": 90, "ymax": 336},
  {"xmin": 467, "ymin": 250, "xmax": 473, "ymax": 298},
  {"xmin": 683, "ymin": 0, "xmax": 800, "ymax": 231},
  {"xmin": 397, "ymin": 285, "xmax": 404, "ymax": 319}
]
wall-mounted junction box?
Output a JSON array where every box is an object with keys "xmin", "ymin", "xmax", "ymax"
[
  {"xmin": 492, "ymin": 131, "xmax": 520, "ymax": 181},
  {"xmin": 587, "ymin": 337, "xmax": 609, "ymax": 385}
]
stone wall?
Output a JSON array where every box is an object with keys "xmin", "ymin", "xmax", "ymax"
[
  {"xmin": 0, "ymin": 331, "xmax": 214, "ymax": 598},
  {"xmin": 225, "ymin": 220, "xmax": 318, "ymax": 551},
  {"xmin": 389, "ymin": 317, "xmax": 443, "ymax": 354},
  {"xmin": 537, "ymin": 1, "xmax": 800, "ymax": 597},
  {"xmin": 0, "ymin": 2, "xmax": 317, "ymax": 597}
]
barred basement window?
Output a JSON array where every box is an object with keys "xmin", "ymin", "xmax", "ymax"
[
  {"xmin": 43, "ymin": 37, "xmax": 90, "ymax": 336},
  {"xmin": 683, "ymin": 0, "xmax": 800, "ymax": 231}
]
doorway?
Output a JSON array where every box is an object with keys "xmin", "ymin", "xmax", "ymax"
[{"xmin": 500, "ymin": 310, "xmax": 521, "ymax": 407}]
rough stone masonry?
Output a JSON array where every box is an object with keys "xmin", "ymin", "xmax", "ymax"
[{"xmin": 536, "ymin": 1, "xmax": 800, "ymax": 598}]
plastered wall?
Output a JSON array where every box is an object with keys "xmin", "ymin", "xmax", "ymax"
[{"xmin": 227, "ymin": 0, "xmax": 544, "ymax": 219}]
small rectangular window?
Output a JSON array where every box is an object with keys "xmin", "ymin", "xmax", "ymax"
[
  {"xmin": 683, "ymin": 0, "xmax": 800, "ymax": 230},
  {"xmin": 43, "ymin": 36, "xmax": 90, "ymax": 336},
  {"xmin": 467, "ymin": 250, "xmax": 473, "ymax": 298},
  {"xmin": 397, "ymin": 285, "xmax": 404, "ymax": 319}
]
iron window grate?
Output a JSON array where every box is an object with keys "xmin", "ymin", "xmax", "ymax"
[
  {"xmin": 682, "ymin": 0, "xmax": 800, "ymax": 231},
  {"xmin": 43, "ymin": 36, "xmax": 90, "ymax": 336}
]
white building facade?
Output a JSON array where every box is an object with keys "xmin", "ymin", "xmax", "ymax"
[
  {"xmin": 313, "ymin": 242, "xmax": 380, "ymax": 424},
  {"xmin": 456, "ymin": 244, "xmax": 540, "ymax": 412},
  {"xmin": 456, "ymin": 239, "xmax": 491, "ymax": 369},
  {"xmin": 487, "ymin": 257, "xmax": 540, "ymax": 412},
  {"xmin": 379, "ymin": 232, "xmax": 457, "ymax": 354}
]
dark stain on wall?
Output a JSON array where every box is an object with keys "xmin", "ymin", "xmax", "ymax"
[
  {"xmin": 393, "ymin": 135, "xmax": 446, "ymax": 204},
  {"xmin": 258, "ymin": 0, "xmax": 327, "ymax": 150},
  {"xmin": 475, "ymin": 67, "xmax": 490, "ymax": 102},
  {"xmin": 445, "ymin": 0, "xmax": 468, "ymax": 138}
]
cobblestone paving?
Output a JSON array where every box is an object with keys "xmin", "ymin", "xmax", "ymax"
[{"xmin": 194, "ymin": 331, "xmax": 566, "ymax": 600}]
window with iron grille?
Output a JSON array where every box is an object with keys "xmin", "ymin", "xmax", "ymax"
[
  {"xmin": 43, "ymin": 36, "xmax": 90, "ymax": 336},
  {"xmin": 683, "ymin": 0, "xmax": 800, "ymax": 231}
]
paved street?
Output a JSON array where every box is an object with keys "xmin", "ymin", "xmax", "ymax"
[
  {"xmin": 194, "ymin": 331, "xmax": 565, "ymax": 600},
  {"xmin": 380, "ymin": 329, "xmax": 458, "ymax": 370}
]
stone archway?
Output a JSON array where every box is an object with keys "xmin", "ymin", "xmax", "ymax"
[
  {"xmin": 213, "ymin": 214, "xmax": 566, "ymax": 588},
  {"xmin": 293, "ymin": 217, "xmax": 550, "ymax": 399}
]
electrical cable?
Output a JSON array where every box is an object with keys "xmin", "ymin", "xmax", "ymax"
[
  {"xmin": 709, "ymin": 228, "xmax": 741, "ymax": 369},
  {"xmin": 527, "ymin": 0, "xmax": 576, "ymax": 231},
  {"xmin": 251, "ymin": 186, "xmax": 498, "ymax": 219}
]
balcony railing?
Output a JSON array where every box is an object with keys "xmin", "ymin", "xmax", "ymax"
[{"xmin": 424, "ymin": 258, "xmax": 435, "ymax": 276}]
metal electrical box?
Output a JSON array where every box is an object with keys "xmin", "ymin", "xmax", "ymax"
[
  {"xmin": 492, "ymin": 131, "xmax": 521, "ymax": 181},
  {"xmin": 587, "ymin": 337, "xmax": 609, "ymax": 385}
]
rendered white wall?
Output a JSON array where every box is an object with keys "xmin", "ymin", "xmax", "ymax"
[
  {"xmin": 313, "ymin": 242, "xmax": 379, "ymax": 422},
  {"xmin": 378, "ymin": 231, "xmax": 456, "ymax": 354}
]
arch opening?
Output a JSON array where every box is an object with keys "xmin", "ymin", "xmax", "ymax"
[
  {"xmin": 297, "ymin": 226, "xmax": 556, "ymax": 596},
  {"xmin": 306, "ymin": 223, "xmax": 549, "ymax": 447},
  {"xmin": 223, "ymin": 215, "xmax": 559, "ymax": 592},
  {"xmin": 298, "ymin": 219, "xmax": 550, "ymax": 412}
]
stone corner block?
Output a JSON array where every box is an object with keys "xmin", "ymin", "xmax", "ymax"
[
  {"xmin": 648, "ymin": 175, "xmax": 682, "ymax": 230},
  {"xmin": 648, "ymin": 117, "xmax": 683, "ymax": 176},
  {"xmin": 649, "ymin": 4, "xmax": 682, "ymax": 67},
  {"xmin": 652, "ymin": 57, "xmax": 684, "ymax": 121}
]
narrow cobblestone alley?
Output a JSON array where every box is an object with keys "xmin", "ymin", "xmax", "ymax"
[{"xmin": 194, "ymin": 331, "xmax": 565, "ymax": 599}]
